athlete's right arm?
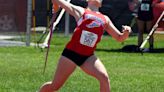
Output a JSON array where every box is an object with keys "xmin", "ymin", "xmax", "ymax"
[{"xmin": 51, "ymin": 0, "xmax": 85, "ymax": 21}]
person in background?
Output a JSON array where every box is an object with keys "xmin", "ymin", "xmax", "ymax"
[
  {"xmin": 137, "ymin": 0, "xmax": 161, "ymax": 51},
  {"xmin": 137, "ymin": 0, "xmax": 154, "ymax": 51},
  {"xmin": 39, "ymin": 0, "xmax": 131, "ymax": 92}
]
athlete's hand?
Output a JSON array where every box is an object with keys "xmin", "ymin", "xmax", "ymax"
[
  {"xmin": 122, "ymin": 25, "xmax": 132, "ymax": 34},
  {"xmin": 118, "ymin": 25, "xmax": 131, "ymax": 41},
  {"xmin": 52, "ymin": 3, "xmax": 60, "ymax": 13}
]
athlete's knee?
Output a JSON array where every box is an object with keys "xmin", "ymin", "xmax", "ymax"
[{"xmin": 98, "ymin": 73, "xmax": 110, "ymax": 83}]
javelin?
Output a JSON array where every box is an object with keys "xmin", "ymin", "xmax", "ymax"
[
  {"xmin": 139, "ymin": 11, "xmax": 164, "ymax": 51},
  {"xmin": 43, "ymin": 0, "xmax": 72, "ymax": 74},
  {"xmin": 42, "ymin": 0, "xmax": 71, "ymax": 48},
  {"xmin": 43, "ymin": 13, "xmax": 57, "ymax": 74}
]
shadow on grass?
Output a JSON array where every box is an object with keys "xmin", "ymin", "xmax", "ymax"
[
  {"xmin": 96, "ymin": 48, "xmax": 122, "ymax": 52},
  {"xmin": 150, "ymin": 48, "xmax": 164, "ymax": 53},
  {"xmin": 96, "ymin": 45, "xmax": 164, "ymax": 53}
]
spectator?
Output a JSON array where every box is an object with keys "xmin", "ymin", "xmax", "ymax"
[{"xmin": 137, "ymin": 0, "xmax": 156, "ymax": 51}]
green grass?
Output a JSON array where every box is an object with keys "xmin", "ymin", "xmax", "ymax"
[{"xmin": 0, "ymin": 34, "xmax": 164, "ymax": 92}]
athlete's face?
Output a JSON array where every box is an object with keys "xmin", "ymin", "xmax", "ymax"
[{"xmin": 87, "ymin": 0, "xmax": 102, "ymax": 7}]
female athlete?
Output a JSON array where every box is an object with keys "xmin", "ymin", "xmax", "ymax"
[{"xmin": 39, "ymin": 0, "xmax": 131, "ymax": 92}]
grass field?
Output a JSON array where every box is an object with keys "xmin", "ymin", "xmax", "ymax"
[{"xmin": 0, "ymin": 34, "xmax": 164, "ymax": 92}]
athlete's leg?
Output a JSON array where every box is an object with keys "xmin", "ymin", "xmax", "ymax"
[
  {"xmin": 39, "ymin": 56, "xmax": 76, "ymax": 92},
  {"xmin": 146, "ymin": 20, "xmax": 154, "ymax": 49},
  {"xmin": 80, "ymin": 55, "xmax": 110, "ymax": 92},
  {"xmin": 137, "ymin": 19, "xmax": 145, "ymax": 47}
]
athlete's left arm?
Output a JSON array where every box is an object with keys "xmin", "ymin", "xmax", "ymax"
[
  {"xmin": 51, "ymin": 0, "xmax": 84, "ymax": 21},
  {"xmin": 104, "ymin": 15, "xmax": 131, "ymax": 42}
]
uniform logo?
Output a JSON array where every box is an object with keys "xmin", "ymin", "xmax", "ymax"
[
  {"xmin": 86, "ymin": 21, "xmax": 100, "ymax": 28},
  {"xmin": 85, "ymin": 14, "xmax": 105, "ymax": 28}
]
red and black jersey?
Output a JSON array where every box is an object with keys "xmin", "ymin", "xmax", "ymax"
[{"xmin": 66, "ymin": 9, "xmax": 107, "ymax": 56}]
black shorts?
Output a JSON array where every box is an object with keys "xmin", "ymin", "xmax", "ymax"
[
  {"xmin": 62, "ymin": 48, "xmax": 93, "ymax": 66},
  {"xmin": 137, "ymin": 11, "xmax": 154, "ymax": 21}
]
